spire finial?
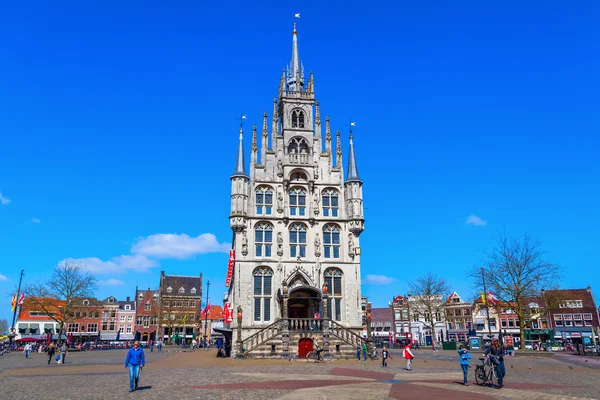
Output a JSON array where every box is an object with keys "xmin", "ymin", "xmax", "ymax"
[
  {"xmin": 232, "ymin": 114, "xmax": 248, "ymax": 179},
  {"xmin": 346, "ymin": 118, "xmax": 356, "ymax": 139}
]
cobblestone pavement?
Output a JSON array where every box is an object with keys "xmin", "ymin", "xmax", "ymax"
[{"xmin": 1, "ymin": 349, "xmax": 599, "ymax": 399}]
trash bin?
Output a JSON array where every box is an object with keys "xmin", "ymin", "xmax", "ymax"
[{"xmin": 442, "ymin": 341, "xmax": 457, "ymax": 351}]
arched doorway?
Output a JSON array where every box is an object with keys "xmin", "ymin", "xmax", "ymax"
[
  {"xmin": 287, "ymin": 287, "xmax": 322, "ymax": 319},
  {"xmin": 298, "ymin": 337, "xmax": 313, "ymax": 358},
  {"xmin": 142, "ymin": 333, "xmax": 149, "ymax": 342}
]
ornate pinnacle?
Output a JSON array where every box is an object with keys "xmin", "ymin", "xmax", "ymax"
[
  {"xmin": 315, "ymin": 101, "xmax": 321, "ymax": 125},
  {"xmin": 336, "ymin": 130, "xmax": 342, "ymax": 156},
  {"xmin": 251, "ymin": 125, "xmax": 258, "ymax": 152},
  {"xmin": 272, "ymin": 98, "xmax": 278, "ymax": 122},
  {"xmin": 262, "ymin": 112, "xmax": 268, "ymax": 137},
  {"xmin": 325, "ymin": 117, "xmax": 331, "ymax": 142}
]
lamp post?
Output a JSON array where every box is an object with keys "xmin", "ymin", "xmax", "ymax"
[
  {"xmin": 235, "ymin": 306, "xmax": 243, "ymax": 358},
  {"xmin": 481, "ymin": 267, "xmax": 493, "ymax": 341},
  {"xmin": 9, "ymin": 270, "xmax": 25, "ymax": 345},
  {"xmin": 203, "ymin": 280, "xmax": 211, "ymax": 341},
  {"xmin": 366, "ymin": 311, "xmax": 373, "ymax": 354}
]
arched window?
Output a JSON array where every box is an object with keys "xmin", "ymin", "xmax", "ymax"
[
  {"xmin": 255, "ymin": 222, "xmax": 273, "ymax": 257},
  {"xmin": 255, "ymin": 186, "xmax": 273, "ymax": 215},
  {"xmin": 289, "ymin": 223, "xmax": 307, "ymax": 257},
  {"xmin": 291, "ymin": 109, "xmax": 305, "ymax": 128},
  {"xmin": 289, "ymin": 187, "xmax": 306, "ymax": 216},
  {"xmin": 323, "ymin": 224, "xmax": 341, "ymax": 259},
  {"xmin": 288, "ymin": 138, "xmax": 310, "ymax": 164},
  {"xmin": 253, "ymin": 267, "xmax": 273, "ymax": 322},
  {"xmin": 179, "ymin": 287, "xmax": 185, "ymax": 294},
  {"xmin": 324, "ymin": 269, "xmax": 343, "ymax": 321},
  {"xmin": 83, "ymin": 299, "xmax": 89, "ymax": 306},
  {"xmin": 322, "ymin": 189, "xmax": 339, "ymax": 217}
]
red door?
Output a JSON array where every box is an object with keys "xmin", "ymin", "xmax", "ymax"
[{"xmin": 298, "ymin": 337, "xmax": 314, "ymax": 358}]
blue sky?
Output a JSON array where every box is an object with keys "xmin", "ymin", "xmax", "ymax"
[{"xmin": 1, "ymin": 1, "xmax": 599, "ymax": 325}]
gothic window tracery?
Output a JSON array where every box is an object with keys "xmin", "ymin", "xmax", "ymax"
[
  {"xmin": 289, "ymin": 187, "xmax": 306, "ymax": 216},
  {"xmin": 289, "ymin": 223, "xmax": 307, "ymax": 257},
  {"xmin": 255, "ymin": 186, "xmax": 273, "ymax": 215},
  {"xmin": 324, "ymin": 268, "xmax": 343, "ymax": 321},
  {"xmin": 287, "ymin": 137, "xmax": 310, "ymax": 164},
  {"xmin": 253, "ymin": 267, "xmax": 273, "ymax": 322},
  {"xmin": 323, "ymin": 224, "xmax": 341, "ymax": 259},
  {"xmin": 322, "ymin": 189, "xmax": 339, "ymax": 217},
  {"xmin": 254, "ymin": 222, "xmax": 273, "ymax": 257},
  {"xmin": 291, "ymin": 109, "xmax": 305, "ymax": 128}
]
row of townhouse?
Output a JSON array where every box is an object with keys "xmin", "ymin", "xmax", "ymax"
[
  {"xmin": 15, "ymin": 271, "xmax": 226, "ymax": 344},
  {"xmin": 364, "ymin": 287, "xmax": 599, "ymax": 348}
]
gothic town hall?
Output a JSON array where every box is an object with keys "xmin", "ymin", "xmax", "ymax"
[{"xmin": 227, "ymin": 22, "xmax": 366, "ymax": 358}]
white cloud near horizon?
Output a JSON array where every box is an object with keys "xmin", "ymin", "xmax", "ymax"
[
  {"xmin": 63, "ymin": 254, "xmax": 158, "ymax": 275},
  {"xmin": 365, "ymin": 274, "xmax": 396, "ymax": 285},
  {"xmin": 32, "ymin": 218, "xmax": 41, "ymax": 223},
  {"xmin": 99, "ymin": 278, "xmax": 125, "ymax": 286},
  {"xmin": 0, "ymin": 274, "xmax": 8, "ymax": 281},
  {"xmin": 131, "ymin": 233, "xmax": 231, "ymax": 259},
  {"xmin": 0, "ymin": 192, "xmax": 10, "ymax": 205},
  {"xmin": 466, "ymin": 215, "xmax": 487, "ymax": 226}
]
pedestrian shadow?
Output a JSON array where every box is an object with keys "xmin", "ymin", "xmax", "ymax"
[{"xmin": 136, "ymin": 386, "xmax": 152, "ymax": 391}]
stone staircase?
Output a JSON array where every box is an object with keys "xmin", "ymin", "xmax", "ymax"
[{"xmin": 239, "ymin": 318, "xmax": 366, "ymax": 359}]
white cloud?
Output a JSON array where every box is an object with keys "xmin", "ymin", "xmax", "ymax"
[
  {"xmin": 466, "ymin": 215, "xmax": 487, "ymax": 226},
  {"xmin": 64, "ymin": 254, "xmax": 158, "ymax": 275},
  {"xmin": 364, "ymin": 274, "xmax": 395, "ymax": 285},
  {"xmin": 32, "ymin": 218, "xmax": 41, "ymax": 223},
  {"xmin": 0, "ymin": 192, "xmax": 10, "ymax": 205},
  {"xmin": 0, "ymin": 274, "xmax": 8, "ymax": 281},
  {"xmin": 131, "ymin": 233, "xmax": 230, "ymax": 259},
  {"xmin": 99, "ymin": 278, "xmax": 125, "ymax": 286}
]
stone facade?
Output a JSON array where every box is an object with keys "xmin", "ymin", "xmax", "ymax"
[{"xmin": 227, "ymin": 21, "xmax": 365, "ymax": 357}]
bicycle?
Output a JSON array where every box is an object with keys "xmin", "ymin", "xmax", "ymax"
[
  {"xmin": 306, "ymin": 350, "xmax": 333, "ymax": 362},
  {"xmin": 474, "ymin": 357, "xmax": 497, "ymax": 387}
]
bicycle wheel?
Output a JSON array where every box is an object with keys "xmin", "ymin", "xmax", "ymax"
[
  {"xmin": 306, "ymin": 351, "xmax": 316, "ymax": 361},
  {"xmin": 474, "ymin": 366, "xmax": 486, "ymax": 385}
]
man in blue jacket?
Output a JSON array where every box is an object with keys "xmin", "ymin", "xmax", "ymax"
[{"xmin": 124, "ymin": 341, "xmax": 145, "ymax": 392}]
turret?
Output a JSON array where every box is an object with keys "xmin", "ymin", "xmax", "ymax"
[
  {"xmin": 345, "ymin": 134, "xmax": 364, "ymax": 237},
  {"xmin": 230, "ymin": 126, "xmax": 249, "ymax": 232}
]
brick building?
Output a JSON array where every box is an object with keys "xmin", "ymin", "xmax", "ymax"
[
  {"xmin": 100, "ymin": 296, "xmax": 119, "ymax": 341},
  {"xmin": 135, "ymin": 288, "xmax": 160, "ymax": 342},
  {"xmin": 199, "ymin": 305, "xmax": 224, "ymax": 342},
  {"xmin": 370, "ymin": 307, "xmax": 393, "ymax": 348},
  {"xmin": 444, "ymin": 292, "xmax": 472, "ymax": 343},
  {"xmin": 68, "ymin": 297, "xmax": 102, "ymax": 344},
  {"xmin": 159, "ymin": 271, "xmax": 202, "ymax": 343},
  {"xmin": 117, "ymin": 296, "xmax": 136, "ymax": 341},
  {"xmin": 545, "ymin": 287, "xmax": 599, "ymax": 345},
  {"xmin": 391, "ymin": 295, "xmax": 411, "ymax": 347}
]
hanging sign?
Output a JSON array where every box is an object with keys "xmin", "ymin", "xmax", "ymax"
[{"xmin": 225, "ymin": 249, "xmax": 235, "ymax": 287}]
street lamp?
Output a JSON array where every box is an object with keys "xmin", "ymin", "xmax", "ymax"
[{"xmin": 235, "ymin": 306, "xmax": 243, "ymax": 358}]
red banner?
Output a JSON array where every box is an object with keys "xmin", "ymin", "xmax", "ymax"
[
  {"xmin": 224, "ymin": 302, "xmax": 233, "ymax": 323},
  {"xmin": 225, "ymin": 249, "xmax": 235, "ymax": 287}
]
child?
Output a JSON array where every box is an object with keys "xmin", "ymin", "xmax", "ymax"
[
  {"xmin": 403, "ymin": 342, "xmax": 414, "ymax": 370},
  {"xmin": 381, "ymin": 346, "xmax": 392, "ymax": 368},
  {"xmin": 458, "ymin": 345, "xmax": 471, "ymax": 386}
]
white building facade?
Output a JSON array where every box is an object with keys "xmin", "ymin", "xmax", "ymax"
[{"xmin": 227, "ymin": 21, "xmax": 365, "ymax": 357}]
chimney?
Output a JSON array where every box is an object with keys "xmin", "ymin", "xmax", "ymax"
[{"xmin": 126, "ymin": 296, "xmax": 130, "ymax": 302}]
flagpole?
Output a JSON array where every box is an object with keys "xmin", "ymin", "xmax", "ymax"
[
  {"xmin": 10, "ymin": 269, "xmax": 25, "ymax": 344},
  {"xmin": 481, "ymin": 267, "xmax": 493, "ymax": 340},
  {"xmin": 203, "ymin": 280, "xmax": 211, "ymax": 340}
]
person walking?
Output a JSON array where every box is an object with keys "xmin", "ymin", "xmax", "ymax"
[
  {"xmin": 124, "ymin": 341, "xmax": 146, "ymax": 392},
  {"xmin": 458, "ymin": 344, "xmax": 471, "ymax": 386},
  {"xmin": 60, "ymin": 342, "xmax": 68, "ymax": 364},
  {"xmin": 381, "ymin": 346, "xmax": 391, "ymax": 368},
  {"xmin": 24, "ymin": 343, "xmax": 31, "ymax": 358},
  {"xmin": 484, "ymin": 338, "xmax": 506, "ymax": 389},
  {"xmin": 403, "ymin": 342, "xmax": 414, "ymax": 370},
  {"xmin": 47, "ymin": 343, "xmax": 55, "ymax": 365},
  {"xmin": 362, "ymin": 341, "xmax": 368, "ymax": 362},
  {"xmin": 356, "ymin": 340, "xmax": 362, "ymax": 362}
]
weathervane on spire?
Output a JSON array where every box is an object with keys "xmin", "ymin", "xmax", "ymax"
[
  {"xmin": 293, "ymin": 13, "xmax": 300, "ymax": 32},
  {"xmin": 346, "ymin": 118, "xmax": 356, "ymax": 138},
  {"xmin": 237, "ymin": 112, "xmax": 247, "ymax": 131}
]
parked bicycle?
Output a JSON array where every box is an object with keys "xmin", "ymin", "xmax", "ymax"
[{"xmin": 474, "ymin": 357, "xmax": 497, "ymax": 386}]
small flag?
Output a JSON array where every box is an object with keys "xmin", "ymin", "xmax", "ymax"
[
  {"xmin": 242, "ymin": 115, "xmax": 247, "ymax": 119},
  {"xmin": 17, "ymin": 293, "xmax": 25, "ymax": 305},
  {"xmin": 11, "ymin": 294, "xmax": 17, "ymax": 312},
  {"xmin": 201, "ymin": 301, "xmax": 211, "ymax": 317},
  {"xmin": 350, "ymin": 122, "xmax": 356, "ymax": 126},
  {"xmin": 294, "ymin": 13, "xmax": 300, "ymax": 18}
]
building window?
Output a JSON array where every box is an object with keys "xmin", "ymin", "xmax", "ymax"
[
  {"xmin": 177, "ymin": 301, "xmax": 183, "ymax": 307},
  {"xmin": 253, "ymin": 267, "xmax": 273, "ymax": 322},
  {"xmin": 191, "ymin": 287, "xmax": 197, "ymax": 294},
  {"xmin": 127, "ymin": 316, "xmax": 133, "ymax": 322},
  {"xmin": 109, "ymin": 322, "xmax": 115, "ymax": 331},
  {"xmin": 255, "ymin": 222, "xmax": 273, "ymax": 257},
  {"xmin": 256, "ymin": 186, "xmax": 273, "ymax": 215},
  {"xmin": 322, "ymin": 189, "xmax": 339, "ymax": 217},
  {"xmin": 324, "ymin": 268, "xmax": 343, "ymax": 321},
  {"xmin": 179, "ymin": 287, "xmax": 185, "ymax": 294},
  {"xmin": 289, "ymin": 187, "xmax": 306, "ymax": 216},
  {"xmin": 83, "ymin": 299, "xmax": 89, "ymax": 306},
  {"xmin": 508, "ymin": 319, "xmax": 515, "ymax": 328},
  {"xmin": 119, "ymin": 325, "xmax": 125, "ymax": 333},
  {"xmin": 143, "ymin": 317, "xmax": 150, "ymax": 328},
  {"xmin": 125, "ymin": 305, "xmax": 131, "ymax": 310},
  {"xmin": 87, "ymin": 323, "xmax": 98, "ymax": 332},
  {"xmin": 289, "ymin": 223, "xmax": 307, "ymax": 257},
  {"xmin": 291, "ymin": 109, "xmax": 305, "ymax": 128},
  {"xmin": 167, "ymin": 286, "xmax": 173, "ymax": 293},
  {"xmin": 323, "ymin": 224, "xmax": 340, "ymax": 259},
  {"xmin": 120, "ymin": 316, "xmax": 125, "ymax": 322},
  {"xmin": 190, "ymin": 300, "xmax": 196, "ymax": 307},
  {"xmin": 138, "ymin": 294, "xmax": 143, "ymax": 300},
  {"xmin": 501, "ymin": 319, "xmax": 507, "ymax": 328},
  {"xmin": 145, "ymin": 303, "xmax": 151, "ymax": 311},
  {"xmin": 126, "ymin": 325, "xmax": 132, "ymax": 333},
  {"xmin": 67, "ymin": 323, "xmax": 79, "ymax": 333}
]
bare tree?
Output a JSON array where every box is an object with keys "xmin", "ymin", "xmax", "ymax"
[
  {"xmin": 24, "ymin": 260, "xmax": 97, "ymax": 338},
  {"xmin": 0, "ymin": 318, "xmax": 8, "ymax": 335},
  {"xmin": 471, "ymin": 233, "xmax": 562, "ymax": 350},
  {"xmin": 408, "ymin": 272, "xmax": 450, "ymax": 346}
]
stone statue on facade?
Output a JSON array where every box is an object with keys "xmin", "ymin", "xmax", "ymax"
[
  {"xmin": 313, "ymin": 190, "xmax": 320, "ymax": 215},
  {"xmin": 314, "ymin": 233, "xmax": 321, "ymax": 257},
  {"xmin": 241, "ymin": 231, "xmax": 248, "ymax": 256},
  {"xmin": 277, "ymin": 190, "xmax": 284, "ymax": 213},
  {"xmin": 313, "ymin": 161, "xmax": 319, "ymax": 179},
  {"xmin": 277, "ymin": 232, "xmax": 284, "ymax": 256},
  {"xmin": 277, "ymin": 159, "xmax": 283, "ymax": 176},
  {"xmin": 348, "ymin": 234, "xmax": 355, "ymax": 258}
]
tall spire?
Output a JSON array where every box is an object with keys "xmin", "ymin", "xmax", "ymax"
[
  {"xmin": 346, "ymin": 133, "xmax": 362, "ymax": 183},
  {"xmin": 287, "ymin": 20, "xmax": 304, "ymax": 91},
  {"xmin": 231, "ymin": 115, "xmax": 248, "ymax": 178}
]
